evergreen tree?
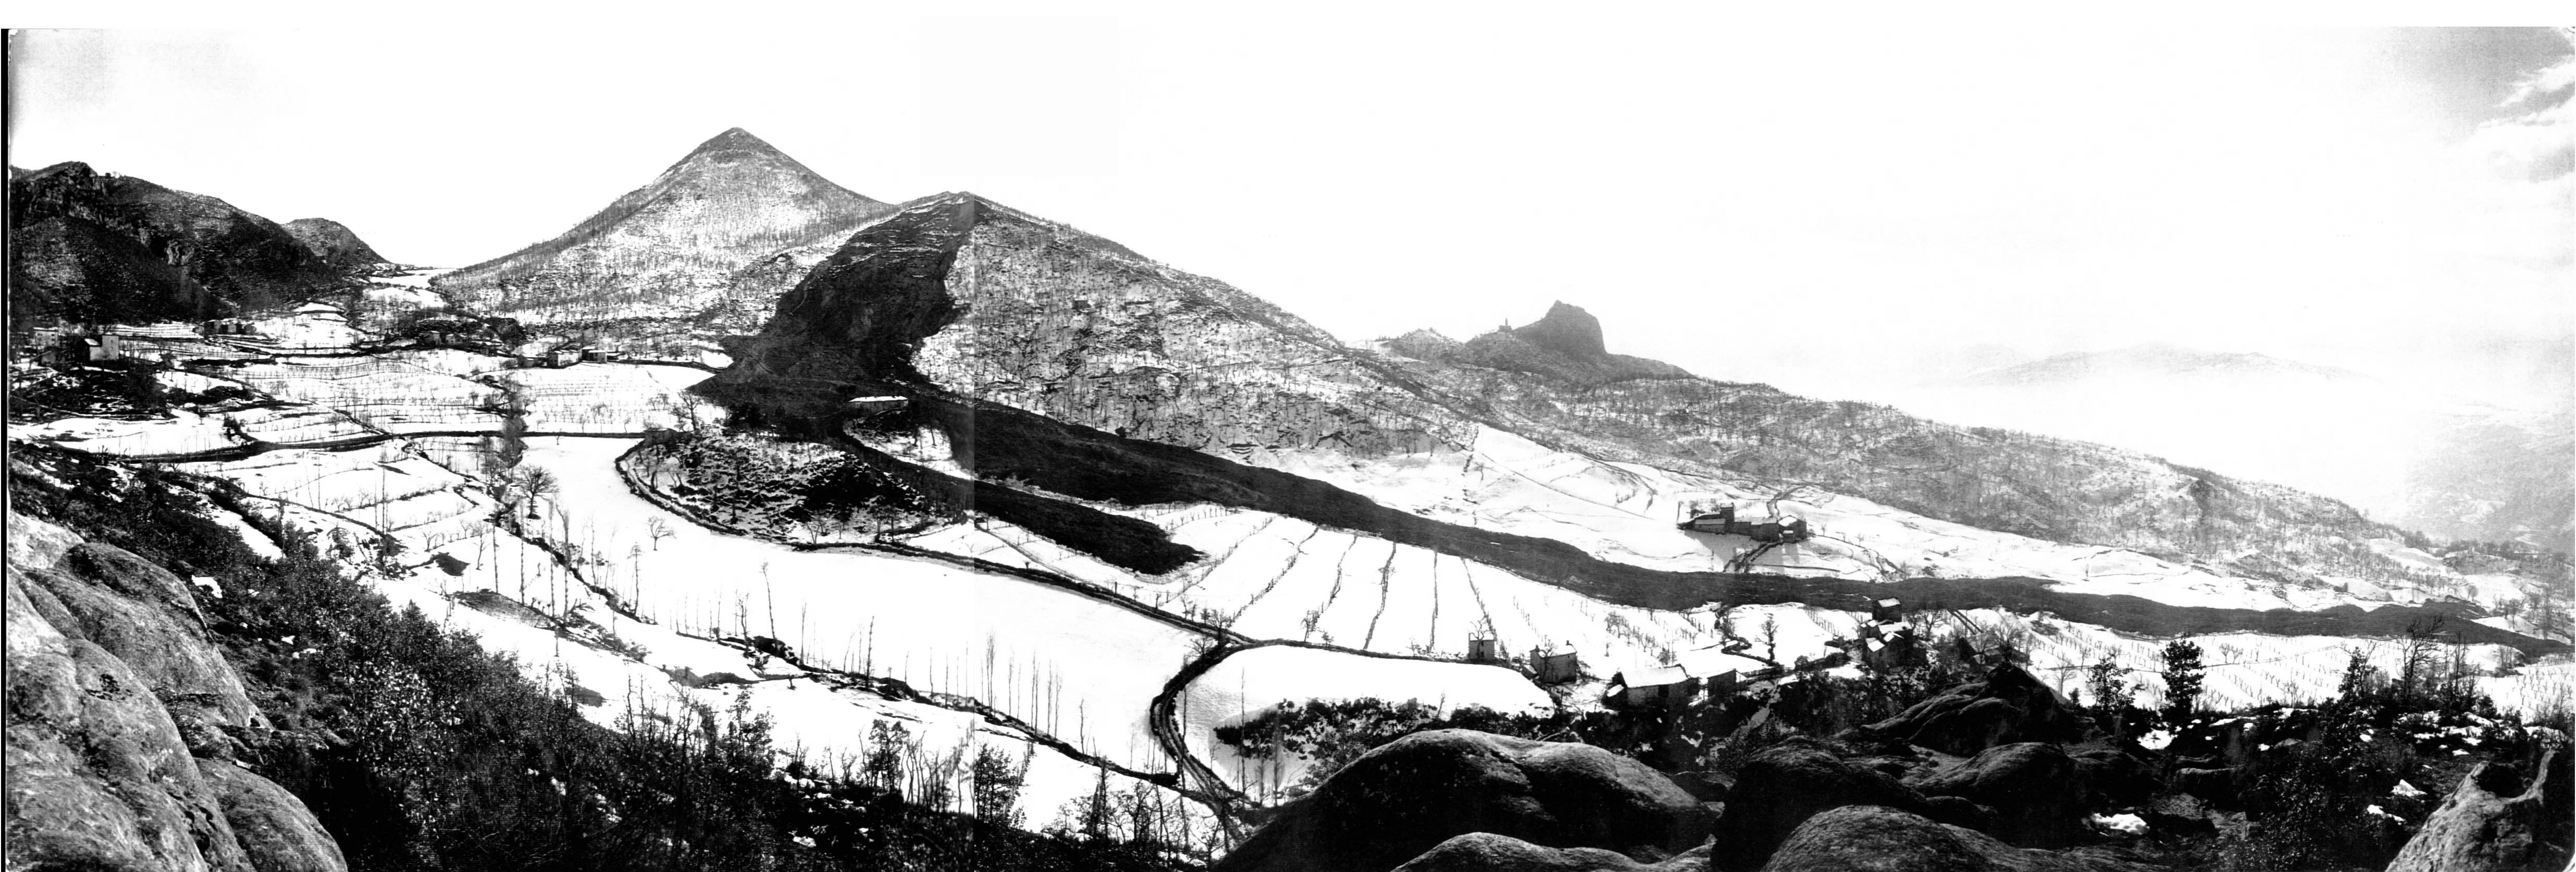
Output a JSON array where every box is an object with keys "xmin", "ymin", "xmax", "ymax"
[{"xmin": 2160, "ymin": 640, "xmax": 2205, "ymax": 722}]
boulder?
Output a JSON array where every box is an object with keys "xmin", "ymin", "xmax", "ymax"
[
  {"xmin": 2067, "ymin": 746, "xmax": 2159, "ymax": 809},
  {"xmin": 1756, "ymin": 805, "xmax": 2159, "ymax": 872},
  {"xmin": 1707, "ymin": 739, "xmax": 1937, "ymax": 870},
  {"xmin": 2385, "ymin": 753, "xmax": 2572, "ymax": 872},
  {"xmin": 1904, "ymin": 743, "xmax": 2083, "ymax": 846},
  {"xmin": 1212, "ymin": 729, "xmax": 1710, "ymax": 872},
  {"xmin": 20, "ymin": 546, "xmax": 261, "ymax": 733},
  {"xmin": 202, "ymin": 760, "xmax": 350, "ymax": 872},
  {"xmin": 1391, "ymin": 833, "xmax": 1713, "ymax": 871},
  {"xmin": 5, "ymin": 567, "xmax": 253, "ymax": 872},
  {"xmin": 1850, "ymin": 665, "xmax": 2083, "ymax": 757}
]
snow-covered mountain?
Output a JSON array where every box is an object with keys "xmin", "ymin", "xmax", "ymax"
[{"xmin": 432, "ymin": 128, "xmax": 896, "ymax": 360}]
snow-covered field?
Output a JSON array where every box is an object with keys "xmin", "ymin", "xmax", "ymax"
[
  {"xmin": 490, "ymin": 364, "xmax": 717, "ymax": 433},
  {"xmin": 516, "ymin": 438, "xmax": 1206, "ymax": 773},
  {"xmin": 160, "ymin": 431, "xmax": 1210, "ymax": 826},
  {"xmin": 225, "ymin": 356, "xmax": 504, "ymax": 435},
  {"xmin": 9, "ymin": 406, "xmax": 381, "ymax": 457}
]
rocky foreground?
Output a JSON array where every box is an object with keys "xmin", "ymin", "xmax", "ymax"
[
  {"xmin": 6, "ymin": 509, "xmax": 344, "ymax": 872},
  {"xmin": 1200, "ymin": 666, "xmax": 2571, "ymax": 872}
]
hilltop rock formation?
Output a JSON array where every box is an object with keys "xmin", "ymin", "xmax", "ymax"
[
  {"xmin": 434, "ymin": 127, "xmax": 895, "ymax": 358},
  {"xmin": 280, "ymin": 217, "xmax": 392, "ymax": 275},
  {"xmin": 4, "ymin": 509, "xmax": 345, "ymax": 872},
  {"xmin": 1212, "ymin": 729, "xmax": 1710, "ymax": 872},
  {"xmin": 1513, "ymin": 302, "xmax": 1610, "ymax": 359},
  {"xmin": 8, "ymin": 161, "xmax": 348, "ymax": 327}
]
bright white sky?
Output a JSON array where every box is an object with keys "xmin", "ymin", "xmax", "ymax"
[{"xmin": 9, "ymin": 17, "xmax": 2572, "ymax": 406}]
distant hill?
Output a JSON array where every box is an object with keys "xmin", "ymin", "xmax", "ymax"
[
  {"xmin": 7, "ymin": 161, "xmax": 350, "ymax": 327},
  {"xmin": 1366, "ymin": 321, "xmax": 2434, "ymax": 580},
  {"xmin": 281, "ymin": 217, "xmax": 394, "ymax": 274},
  {"xmin": 1873, "ymin": 343, "xmax": 2569, "ymax": 550},
  {"xmin": 433, "ymin": 128, "xmax": 896, "ymax": 359}
]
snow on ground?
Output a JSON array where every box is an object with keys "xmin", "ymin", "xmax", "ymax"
[
  {"xmin": 155, "ymin": 369, "xmax": 242, "ymax": 395},
  {"xmin": 246, "ymin": 305, "xmax": 369, "ymax": 353},
  {"xmin": 517, "ymin": 437, "xmax": 1207, "ymax": 774},
  {"xmin": 1265, "ymin": 426, "xmax": 2385, "ymax": 613},
  {"xmin": 181, "ymin": 443, "xmax": 497, "ymax": 556},
  {"xmin": 1908, "ymin": 608, "xmax": 2526, "ymax": 715},
  {"xmin": 1108, "ymin": 501, "xmax": 1725, "ymax": 670},
  {"xmin": 1176, "ymin": 644, "xmax": 1551, "ymax": 802},
  {"xmin": 175, "ymin": 432, "xmax": 1198, "ymax": 828},
  {"xmin": 2479, "ymin": 658, "xmax": 2576, "ymax": 721},
  {"xmin": 10, "ymin": 411, "xmax": 238, "ymax": 456},
  {"xmin": 224, "ymin": 357, "xmax": 504, "ymax": 435},
  {"xmin": 369, "ymin": 267, "xmax": 452, "ymax": 290},
  {"xmin": 490, "ymin": 364, "xmax": 716, "ymax": 433},
  {"xmin": 9, "ymin": 404, "xmax": 386, "ymax": 458}
]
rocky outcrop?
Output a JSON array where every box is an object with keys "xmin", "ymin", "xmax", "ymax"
[
  {"xmin": 17, "ymin": 541, "xmax": 261, "ymax": 745},
  {"xmin": 1756, "ymin": 805, "xmax": 2155, "ymax": 872},
  {"xmin": 2384, "ymin": 754, "xmax": 2571, "ymax": 872},
  {"xmin": 1391, "ymin": 833, "xmax": 1712, "ymax": 871},
  {"xmin": 1903, "ymin": 743, "xmax": 2082, "ymax": 846},
  {"xmin": 1448, "ymin": 303, "xmax": 1689, "ymax": 388},
  {"xmin": 4, "ymin": 509, "xmax": 345, "ymax": 872},
  {"xmin": 1512, "ymin": 302, "xmax": 1610, "ymax": 360},
  {"xmin": 1851, "ymin": 666, "xmax": 2083, "ymax": 757},
  {"xmin": 1212, "ymin": 729, "xmax": 1711, "ymax": 872},
  {"xmin": 1706, "ymin": 739, "xmax": 1939, "ymax": 870}
]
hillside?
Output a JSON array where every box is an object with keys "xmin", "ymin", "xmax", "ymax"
[
  {"xmin": 701, "ymin": 192, "xmax": 2461, "ymax": 589},
  {"xmin": 695, "ymin": 191, "xmax": 2554, "ymax": 626},
  {"xmin": 7, "ymin": 161, "xmax": 350, "ymax": 327},
  {"xmin": 280, "ymin": 217, "xmax": 394, "ymax": 274},
  {"xmin": 432, "ymin": 128, "xmax": 896, "ymax": 360},
  {"xmin": 1366, "ymin": 316, "xmax": 2489, "ymax": 589}
]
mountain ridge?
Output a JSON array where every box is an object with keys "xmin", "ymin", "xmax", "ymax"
[{"xmin": 8, "ymin": 161, "xmax": 351, "ymax": 326}]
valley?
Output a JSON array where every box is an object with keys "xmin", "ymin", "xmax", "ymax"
[{"xmin": 8, "ymin": 127, "xmax": 2568, "ymax": 871}]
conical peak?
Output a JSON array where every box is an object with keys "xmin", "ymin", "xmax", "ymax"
[{"xmin": 680, "ymin": 127, "xmax": 783, "ymax": 160}]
